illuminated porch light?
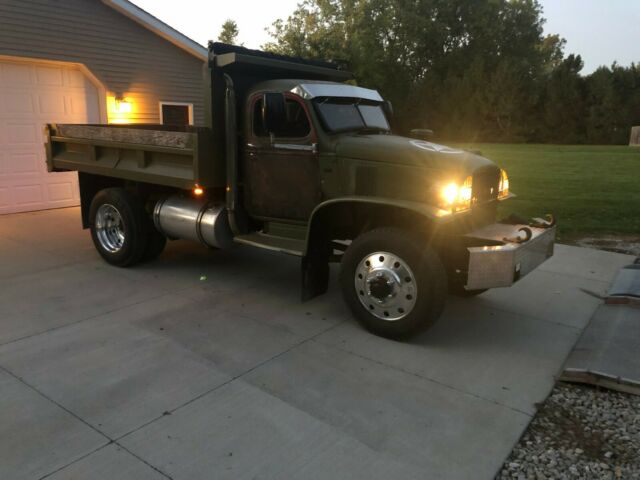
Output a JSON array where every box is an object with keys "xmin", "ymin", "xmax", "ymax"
[
  {"xmin": 107, "ymin": 95, "xmax": 134, "ymax": 124},
  {"xmin": 114, "ymin": 98, "xmax": 132, "ymax": 114}
]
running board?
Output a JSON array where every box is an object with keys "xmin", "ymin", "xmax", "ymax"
[{"xmin": 234, "ymin": 232, "xmax": 305, "ymax": 256}]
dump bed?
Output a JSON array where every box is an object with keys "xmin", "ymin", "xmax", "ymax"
[{"xmin": 45, "ymin": 124, "xmax": 223, "ymax": 189}]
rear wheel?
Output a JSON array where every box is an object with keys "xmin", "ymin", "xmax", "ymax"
[
  {"xmin": 89, "ymin": 188, "xmax": 149, "ymax": 267},
  {"xmin": 340, "ymin": 228, "xmax": 447, "ymax": 339},
  {"xmin": 143, "ymin": 226, "xmax": 167, "ymax": 262}
]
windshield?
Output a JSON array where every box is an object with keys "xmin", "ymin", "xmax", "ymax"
[{"xmin": 313, "ymin": 98, "xmax": 390, "ymax": 133}]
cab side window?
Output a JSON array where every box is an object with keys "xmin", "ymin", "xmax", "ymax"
[{"xmin": 253, "ymin": 97, "xmax": 311, "ymax": 139}]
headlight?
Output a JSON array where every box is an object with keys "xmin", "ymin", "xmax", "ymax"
[
  {"xmin": 439, "ymin": 175, "xmax": 472, "ymax": 212},
  {"xmin": 498, "ymin": 169, "xmax": 509, "ymax": 199}
]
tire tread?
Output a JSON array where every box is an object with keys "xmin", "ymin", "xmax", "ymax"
[{"xmin": 340, "ymin": 227, "xmax": 447, "ymax": 339}]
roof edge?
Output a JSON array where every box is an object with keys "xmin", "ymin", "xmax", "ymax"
[{"xmin": 102, "ymin": 0, "xmax": 207, "ymax": 61}]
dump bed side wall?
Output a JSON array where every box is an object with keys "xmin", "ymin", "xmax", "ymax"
[{"xmin": 46, "ymin": 124, "xmax": 223, "ymax": 190}]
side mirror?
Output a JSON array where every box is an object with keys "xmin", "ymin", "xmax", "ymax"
[
  {"xmin": 262, "ymin": 92, "xmax": 287, "ymax": 136},
  {"xmin": 409, "ymin": 128, "xmax": 434, "ymax": 140},
  {"xmin": 382, "ymin": 100, "xmax": 394, "ymax": 122}
]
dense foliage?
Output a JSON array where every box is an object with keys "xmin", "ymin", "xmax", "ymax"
[
  {"xmin": 218, "ymin": 19, "xmax": 241, "ymax": 45},
  {"xmin": 263, "ymin": 0, "xmax": 640, "ymax": 144}
]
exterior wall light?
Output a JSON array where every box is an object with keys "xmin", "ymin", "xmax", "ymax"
[{"xmin": 107, "ymin": 95, "xmax": 134, "ymax": 124}]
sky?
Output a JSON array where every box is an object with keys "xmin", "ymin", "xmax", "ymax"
[{"xmin": 131, "ymin": 0, "xmax": 640, "ymax": 74}]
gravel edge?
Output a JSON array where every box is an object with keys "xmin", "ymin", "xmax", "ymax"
[{"xmin": 497, "ymin": 382, "xmax": 640, "ymax": 479}]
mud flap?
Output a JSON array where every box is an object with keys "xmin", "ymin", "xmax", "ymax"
[{"xmin": 301, "ymin": 253, "xmax": 330, "ymax": 301}]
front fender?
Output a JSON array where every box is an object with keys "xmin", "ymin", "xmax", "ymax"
[
  {"xmin": 304, "ymin": 196, "xmax": 455, "ymax": 255},
  {"xmin": 300, "ymin": 196, "xmax": 457, "ymax": 301}
]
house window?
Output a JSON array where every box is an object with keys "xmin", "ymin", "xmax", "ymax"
[{"xmin": 159, "ymin": 102, "xmax": 193, "ymax": 126}]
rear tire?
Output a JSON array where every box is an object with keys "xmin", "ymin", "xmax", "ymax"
[
  {"xmin": 340, "ymin": 227, "xmax": 447, "ymax": 339},
  {"xmin": 143, "ymin": 227, "xmax": 167, "ymax": 262},
  {"xmin": 89, "ymin": 188, "xmax": 149, "ymax": 267}
]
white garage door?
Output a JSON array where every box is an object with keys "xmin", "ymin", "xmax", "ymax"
[{"xmin": 0, "ymin": 59, "xmax": 101, "ymax": 214}]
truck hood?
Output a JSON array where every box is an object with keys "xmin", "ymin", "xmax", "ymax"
[{"xmin": 335, "ymin": 134, "xmax": 495, "ymax": 177}]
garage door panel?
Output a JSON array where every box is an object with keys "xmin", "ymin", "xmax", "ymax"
[
  {"xmin": 38, "ymin": 93, "xmax": 66, "ymax": 115},
  {"xmin": 66, "ymin": 69, "xmax": 95, "ymax": 90},
  {"xmin": 5, "ymin": 152, "xmax": 39, "ymax": 175},
  {"xmin": 5, "ymin": 123, "xmax": 37, "ymax": 145},
  {"xmin": 1, "ymin": 62, "xmax": 32, "ymax": 86},
  {"xmin": 47, "ymin": 182, "xmax": 72, "ymax": 202},
  {"xmin": 1, "ymin": 59, "xmax": 100, "ymax": 214},
  {"xmin": 2, "ymin": 92, "xmax": 35, "ymax": 114},
  {"xmin": 13, "ymin": 184, "xmax": 43, "ymax": 206},
  {"xmin": 69, "ymin": 94, "xmax": 99, "ymax": 117},
  {"xmin": 35, "ymin": 66, "xmax": 64, "ymax": 87},
  {"xmin": 46, "ymin": 181, "xmax": 76, "ymax": 202}
]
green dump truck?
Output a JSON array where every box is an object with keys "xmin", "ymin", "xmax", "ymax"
[{"xmin": 45, "ymin": 43, "xmax": 556, "ymax": 339}]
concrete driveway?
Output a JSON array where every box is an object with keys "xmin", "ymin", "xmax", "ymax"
[{"xmin": 0, "ymin": 207, "xmax": 633, "ymax": 480}]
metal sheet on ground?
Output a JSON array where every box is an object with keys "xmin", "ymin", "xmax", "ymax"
[{"xmin": 561, "ymin": 304, "xmax": 640, "ymax": 395}]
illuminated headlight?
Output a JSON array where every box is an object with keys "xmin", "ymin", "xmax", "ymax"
[
  {"xmin": 439, "ymin": 176, "xmax": 472, "ymax": 212},
  {"xmin": 498, "ymin": 169, "xmax": 509, "ymax": 199}
]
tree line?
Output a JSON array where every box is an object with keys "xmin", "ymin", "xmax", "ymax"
[{"xmin": 219, "ymin": 1, "xmax": 640, "ymax": 144}]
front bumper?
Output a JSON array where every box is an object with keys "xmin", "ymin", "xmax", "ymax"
[{"xmin": 464, "ymin": 222, "xmax": 556, "ymax": 290}]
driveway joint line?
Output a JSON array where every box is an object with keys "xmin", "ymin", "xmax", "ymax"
[
  {"xmin": 37, "ymin": 443, "xmax": 114, "ymax": 480},
  {"xmin": 312, "ymin": 337, "xmax": 534, "ymax": 418},
  {"xmin": 0, "ymin": 256, "xmax": 87, "ymax": 281},
  {"xmin": 114, "ymin": 319, "xmax": 346, "ymax": 443},
  {"xmin": 110, "ymin": 442, "xmax": 175, "ymax": 480},
  {"xmin": 0, "ymin": 292, "xmax": 171, "ymax": 348},
  {"xmin": 0, "ymin": 365, "xmax": 112, "ymax": 440},
  {"xmin": 1, "ymin": 364, "xmax": 176, "ymax": 480}
]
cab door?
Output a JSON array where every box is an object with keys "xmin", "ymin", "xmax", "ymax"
[{"xmin": 242, "ymin": 94, "xmax": 321, "ymax": 221}]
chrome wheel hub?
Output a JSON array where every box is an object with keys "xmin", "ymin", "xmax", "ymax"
[
  {"xmin": 95, "ymin": 204, "xmax": 125, "ymax": 253},
  {"xmin": 354, "ymin": 251, "xmax": 417, "ymax": 321}
]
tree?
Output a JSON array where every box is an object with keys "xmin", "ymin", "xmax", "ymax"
[
  {"xmin": 540, "ymin": 54, "xmax": 586, "ymax": 143},
  {"xmin": 218, "ymin": 19, "xmax": 240, "ymax": 45},
  {"xmin": 585, "ymin": 63, "xmax": 640, "ymax": 144},
  {"xmin": 265, "ymin": 0, "xmax": 550, "ymax": 140},
  {"xmin": 264, "ymin": 0, "xmax": 640, "ymax": 144}
]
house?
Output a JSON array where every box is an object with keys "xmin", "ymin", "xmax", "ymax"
[{"xmin": 0, "ymin": 0, "xmax": 207, "ymax": 214}]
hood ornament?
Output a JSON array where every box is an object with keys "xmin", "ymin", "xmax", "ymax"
[{"xmin": 409, "ymin": 140, "xmax": 463, "ymax": 154}]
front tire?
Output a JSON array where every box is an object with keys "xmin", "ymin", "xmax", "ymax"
[
  {"xmin": 89, "ymin": 188, "xmax": 149, "ymax": 267},
  {"xmin": 449, "ymin": 282, "xmax": 488, "ymax": 298},
  {"xmin": 340, "ymin": 228, "xmax": 447, "ymax": 339}
]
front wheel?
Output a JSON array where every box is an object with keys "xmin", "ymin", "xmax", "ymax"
[{"xmin": 340, "ymin": 228, "xmax": 447, "ymax": 339}]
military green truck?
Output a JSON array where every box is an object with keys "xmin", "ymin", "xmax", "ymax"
[{"xmin": 45, "ymin": 43, "xmax": 556, "ymax": 339}]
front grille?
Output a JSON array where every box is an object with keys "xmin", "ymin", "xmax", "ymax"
[{"xmin": 472, "ymin": 168, "xmax": 500, "ymax": 205}]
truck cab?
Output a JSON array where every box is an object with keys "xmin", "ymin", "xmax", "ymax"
[{"xmin": 45, "ymin": 43, "xmax": 556, "ymax": 339}]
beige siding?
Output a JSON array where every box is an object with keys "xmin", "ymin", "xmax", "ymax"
[{"xmin": 0, "ymin": 0, "xmax": 206, "ymax": 125}]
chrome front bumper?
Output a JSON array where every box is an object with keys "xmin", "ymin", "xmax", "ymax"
[{"xmin": 465, "ymin": 223, "xmax": 556, "ymax": 290}]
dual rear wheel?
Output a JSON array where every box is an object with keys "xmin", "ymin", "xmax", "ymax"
[{"xmin": 89, "ymin": 188, "xmax": 165, "ymax": 267}]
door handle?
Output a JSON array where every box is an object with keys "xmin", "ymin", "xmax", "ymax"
[{"xmin": 272, "ymin": 143, "xmax": 318, "ymax": 153}]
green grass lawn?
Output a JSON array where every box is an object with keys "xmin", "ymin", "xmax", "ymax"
[{"xmin": 459, "ymin": 144, "xmax": 640, "ymax": 241}]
